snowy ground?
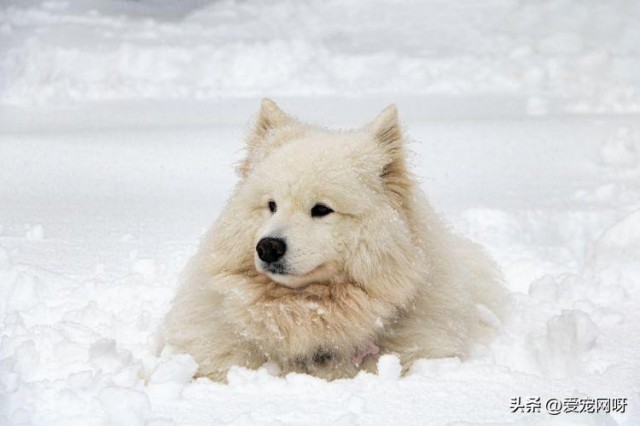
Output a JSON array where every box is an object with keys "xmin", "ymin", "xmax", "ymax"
[{"xmin": 1, "ymin": 1, "xmax": 640, "ymax": 425}]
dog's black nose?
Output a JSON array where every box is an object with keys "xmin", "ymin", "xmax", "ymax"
[{"xmin": 256, "ymin": 237, "xmax": 287, "ymax": 263}]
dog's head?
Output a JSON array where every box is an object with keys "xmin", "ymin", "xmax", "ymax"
[{"xmin": 223, "ymin": 99, "xmax": 419, "ymax": 291}]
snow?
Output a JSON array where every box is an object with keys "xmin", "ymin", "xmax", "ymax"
[
  {"xmin": 2, "ymin": 0, "xmax": 640, "ymax": 113},
  {"xmin": 1, "ymin": 0, "xmax": 640, "ymax": 425}
]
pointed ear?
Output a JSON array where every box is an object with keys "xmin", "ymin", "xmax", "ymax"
[
  {"xmin": 251, "ymin": 98, "xmax": 293, "ymax": 140},
  {"xmin": 237, "ymin": 99, "xmax": 295, "ymax": 178},
  {"xmin": 370, "ymin": 104, "xmax": 402, "ymax": 155},
  {"xmin": 368, "ymin": 105, "xmax": 411, "ymax": 202}
]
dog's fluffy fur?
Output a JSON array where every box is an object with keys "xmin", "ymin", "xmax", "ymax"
[{"xmin": 164, "ymin": 100, "xmax": 509, "ymax": 381}]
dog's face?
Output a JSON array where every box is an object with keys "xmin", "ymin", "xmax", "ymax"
[
  {"xmin": 236, "ymin": 99, "xmax": 413, "ymax": 289},
  {"xmin": 249, "ymin": 134, "xmax": 374, "ymax": 288}
]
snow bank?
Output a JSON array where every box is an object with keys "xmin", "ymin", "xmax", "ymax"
[{"xmin": 1, "ymin": 0, "xmax": 639, "ymax": 112}]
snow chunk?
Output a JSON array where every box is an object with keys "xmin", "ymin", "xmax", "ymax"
[
  {"xmin": 147, "ymin": 354, "xmax": 197, "ymax": 400},
  {"xmin": 261, "ymin": 361, "xmax": 282, "ymax": 377},
  {"xmin": 149, "ymin": 354, "xmax": 197, "ymax": 384},
  {"xmin": 597, "ymin": 208, "xmax": 640, "ymax": 249},
  {"xmin": 132, "ymin": 259, "xmax": 157, "ymax": 281},
  {"xmin": 593, "ymin": 209, "xmax": 640, "ymax": 292},
  {"xmin": 25, "ymin": 224, "xmax": 44, "ymax": 241},
  {"xmin": 531, "ymin": 310, "xmax": 599, "ymax": 378},
  {"xmin": 5, "ymin": 272, "xmax": 38, "ymax": 313},
  {"xmin": 89, "ymin": 338, "xmax": 133, "ymax": 374},
  {"xmin": 528, "ymin": 275, "xmax": 558, "ymax": 302},
  {"xmin": 377, "ymin": 355, "xmax": 402, "ymax": 381}
]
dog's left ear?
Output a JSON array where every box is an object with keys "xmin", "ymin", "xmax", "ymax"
[
  {"xmin": 370, "ymin": 105, "xmax": 402, "ymax": 152},
  {"xmin": 238, "ymin": 99, "xmax": 296, "ymax": 177},
  {"xmin": 368, "ymin": 105, "xmax": 411, "ymax": 201}
]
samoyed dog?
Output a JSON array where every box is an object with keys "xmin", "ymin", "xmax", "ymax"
[{"xmin": 164, "ymin": 99, "xmax": 508, "ymax": 381}]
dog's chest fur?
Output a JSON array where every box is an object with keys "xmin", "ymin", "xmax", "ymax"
[{"xmin": 223, "ymin": 277, "xmax": 389, "ymax": 375}]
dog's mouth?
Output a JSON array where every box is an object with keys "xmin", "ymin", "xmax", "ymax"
[
  {"xmin": 265, "ymin": 263, "xmax": 287, "ymax": 275},
  {"xmin": 257, "ymin": 262, "xmax": 329, "ymax": 289}
]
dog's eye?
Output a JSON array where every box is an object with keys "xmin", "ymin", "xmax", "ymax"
[
  {"xmin": 311, "ymin": 203, "xmax": 334, "ymax": 218},
  {"xmin": 268, "ymin": 200, "xmax": 277, "ymax": 213}
]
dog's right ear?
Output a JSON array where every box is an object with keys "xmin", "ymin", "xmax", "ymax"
[
  {"xmin": 238, "ymin": 99, "xmax": 295, "ymax": 177},
  {"xmin": 251, "ymin": 98, "xmax": 292, "ymax": 139}
]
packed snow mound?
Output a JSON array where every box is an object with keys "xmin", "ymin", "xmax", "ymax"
[{"xmin": 1, "ymin": 0, "xmax": 640, "ymax": 111}]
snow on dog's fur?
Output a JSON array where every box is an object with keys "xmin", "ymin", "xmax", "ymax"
[{"xmin": 164, "ymin": 99, "xmax": 509, "ymax": 381}]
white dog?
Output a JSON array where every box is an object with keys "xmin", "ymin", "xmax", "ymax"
[{"xmin": 164, "ymin": 99, "xmax": 509, "ymax": 381}]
